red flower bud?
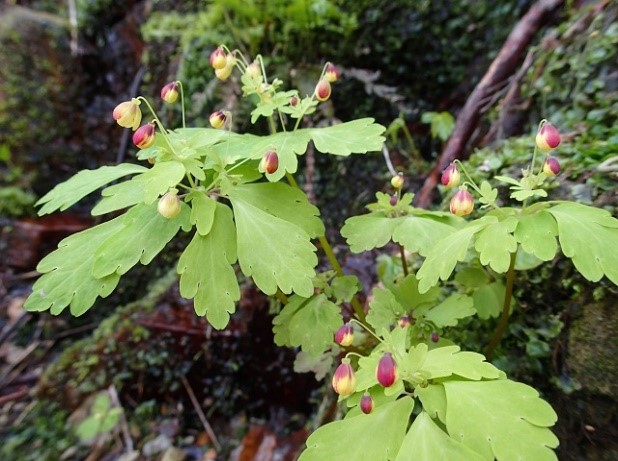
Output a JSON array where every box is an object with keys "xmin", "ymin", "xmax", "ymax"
[
  {"xmin": 324, "ymin": 63, "xmax": 340, "ymax": 83},
  {"xmin": 390, "ymin": 173, "xmax": 404, "ymax": 190},
  {"xmin": 160, "ymin": 81, "xmax": 179, "ymax": 104},
  {"xmin": 157, "ymin": 191, "xmax": 181, "ymax": 219},
  {"xmin": 210, "ymin": 47, "xmax": 227, "ymax": 70},
  {"xmin": 315, "ymin": 79, "xmax": 331, "ymax": 102},
  {"xmin": 430, "ymin": 331, "xmax": 440, "ymax": 343},
  {"xmin": 360, "ymin": 393, "xmax": 374, "ymax": 414},
  {"xmin": 132, "ymin": 122, "xmax": 155, "ymax": 149},
  {"xmin": 112, "ymin": 98, "xmax": 142, "ymax": 131},
  {"xmin": 543, "ymin": 156, "xmax": 560, "ymax": 177},
  {"xmin": 332, "ymin": 360, "xmax": 356, "ymax": 397},
  {"xmin": 536, "ymin": 122, "xmax": 561, "ymax": 152},
  {"xmin": 449, "ymin": 188, "xmax": 474, "ymax": 217},
  {"xmin": 334, "ymin": 323, "xmax": 354, "ymax": 347},
  {"xmin": 376, "ymin": 352, "xmax": 399, "ymax": 388},
  {"xmin": 209, "ymin": 110, "xmax": 227, "ymax": 129},
  {"xmin": 259, "ymin": 150, "xmax": 279, "ymax": 175},
  {"xmin": 389, "ymin": 194, "xmax": 398, "ymax": 206},
  {"xmin": 441, "ymin": 162, "xmax": 460, "ymax": 188},
  {"xmin": 397, "ymin": 315, "xmax": 410, "ymax": 328},
  {"xmin": 290, "ymin": 96, "xmax": 299, "ymax": 107}
]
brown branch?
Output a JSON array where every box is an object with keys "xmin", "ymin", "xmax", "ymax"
[{"xmin": 415, "ymin": 0, "xmax": 564, "ymax": 208}]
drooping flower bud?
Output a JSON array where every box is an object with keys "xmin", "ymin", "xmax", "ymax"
[
  {"xmin": 209, "ymin": 47, "xmax": 227, "ymax": 70},
  {"xmin": 334, "ymin": 323, "xmax": 354, "ymax": 347},
  {"xmin": 157, "ymin": 191, "xmax": 181, "ymax": 219},
  {"xmin": 535, "ymin": 122, "xmax": 561, "ymax": 152},
  {"xmin": 430, "ymin": 331, "xmax": 440, "ymax": 343},
  {"xmin": 160, "ymin": 81, "xmax": 179, "ymax": 104},
  {"xmin": 441, "ymin": 162, "xmax": 460, "ymax": 188},
  {"xmin": 112, "ymin": 98, "xmax": 142, "ymax": 131},
  {"xmin": 209, "ymin": 110, "xmax": 227, "ymax": 129},
  {"xmin": 397, "ymin": 315, "xmax": 410, "ymax": 328},
  {"xmin": 389, "ymin": 194, "xmax": 398, "ymax": 206},
  {"xmin": 543, "ymin": 157, "xmax": 560, "ymax": 177},
  {"xmin": 324, "ymin": 63, "xmax": 340, "ymax": 83},
  {"xmin": 314, "ymin": 79, "xmax": 331, "ymax": 102},
  {"xmin": 449, "ymin": 188, "xmax": 474, "ymax": 217},
  {"xmin": 390, "ymin": 173, "xmax": 404, "ymax": 190},
  {"xmin": 332, "ymin": 359, "xmax": 357, "ymax": 397},
  {"xmin": 132, "ymin": 122, "xmax": 155, "ymax": 149},
  {"xmin": 259, "ymin": 150, "xmax": 279, "ymax": 175},
  {"xmin": 376, "ymin": 352, "xmax": 399, "ymax": 388},
  {"xmin": 215, "ymin": 55, "xmax": 236, "ymax": 81},
  {"xmin": 360, "ymin": 393, "xmax": 374, "ymax": 414},
  {"xmin": 246, "ymin": 61, "xmax": 261, "ymax": 78},
  {"xmin": 290, "ymin": 96, "xmax": 299, "ymax": 107}
]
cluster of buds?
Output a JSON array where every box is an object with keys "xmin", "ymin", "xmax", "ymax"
[
  {"xmin": 210, "ymin": 46, "xmax": 236, "ymax": 81},
  {"xmin": 259, "ymin": 150, "xmax": 279, "ymax": 175},
  {"xmin": 449, "ymin": 188, "xmax": 474, "ymax": 217},
  {"xmin": 331, "ymin": 359, "xmax": 356, "ymax": 397},
  {"xmin": 314, "ymin": 63, "xmax": 340, "ymax": 102},
  {"xmin": 536, "ymin": 121, "xmax": 561, "ymax": 177},
  {"xmin": 334, "ymin": 323, "xmax": 354, "ymax": 347}
]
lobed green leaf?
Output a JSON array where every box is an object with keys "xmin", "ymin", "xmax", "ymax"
[
  {"xmin": 474, "ymin": 217, "xmax": 518, "ymax": 273},
  {"xmin": 341, "ymin": 214, "xmax": 404, "ymax": 253},
  {"xmin": 308, "ymin": 118, "xmax": 385, "ymax": 156},
  {"xmin": 514, "ymin": 210, "xmax": 559, "ymax": 261},
  {"xmin": 189, "ymin": 192, "xmax": 217, "ymax": 236},
  {"xmin": 421, "ymin": 345, "xmax": 503, "ymax": 380}
]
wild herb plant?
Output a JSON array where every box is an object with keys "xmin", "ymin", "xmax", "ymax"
[{"xmin": 25, "ymin": 45, "xmax": 618, "ymax": 460}]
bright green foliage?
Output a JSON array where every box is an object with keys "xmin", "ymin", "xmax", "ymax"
[
  {"xmin": 36, "ymin": 163, "xmax": 147, "ymax": 215},
  {"xmin": 329, "ymin": 275, "xmax": 361, "ymax": 304},
  {"xmin": 24, "ymin": 218, "xmax": 125, "ymax": 316},
  {"xmin": 474, "ymin": 217, "xmax": 518, "ymax": 273},
  {"xmin": 443, "ymin": 380, "xmax": 559, "ymax": 460},
  {"xmin": 419, "ymin": 294, "xmax": 475, "ymax": 327},
  {"xmin": 421, "ymin": 345, "xmax": 504, "ymax": 380},
  {"xmin": 342, "ymin": 214, "xmax": 405, "ymax": 252},
  {"xmin": 514, "ymin": 210, "xmax": 558, "ymax": 261},
  {"xmin": 394, "ymin": 411, "xmax": 485, "ymax": 461},
  {"xmin": 251, "ymin": 90, "xmax": 298, "ymax": 123},
  {"xmin": 308, "ymin": 118, "xmax": 385, "ymax": 156},
  {"xmin": 273, "ymin": 294, "xmax": 342, "ymax": 357},
  {"xmin": 189, "ymin": 192, "xmax": 217, "ymax": 236},
  {"xmin": 92, "ymin": 161, "xmax": 186, "ymax": 215},
  {"xmin": 75, "ymin": 393, "xmax": 122, "ymax": 442},
  {"xmin": 416, "ymin": 384, "xmax": 447, "ymax": 422},
  {"xmin": 391, "ymin": 213, "xmax": 458, "ymax": 257},
  {"xmin": 472, "ymin": 281, "xmax": 508, "ymax": 319},
  {"xmin": 420, "ymin": 111, "xmax": 455, "ymax": 142},
  {"xmin": 293, "ymin": 350, "xmax": 334, "ymax": 381},
  {"xmin": 299, "ymin": 397, "xmax": 414, "ymax": 461},
  {"xmin": 478, "ymin": 180, "xmax": 498, "ymax": 207},
  {"xmin": 177, "ymin": 204, "xmax": 240, "ymax": 329},
  {"xmin": 549, "ymin": 202, "xmax": 618, "ymax": 285}
]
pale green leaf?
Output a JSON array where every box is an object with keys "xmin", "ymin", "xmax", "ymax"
[
  {"xmin": 294, "ymin": 350, "xmax": 334, "ymax": 381},
  {"xmin": 494, "ymin": 175, "xmax": 521, "ymax": 186},
  {"xmin": 299, "ymin": 397, "xmax": 414, "ymax": 461},
  {"xmin": 416, "ymin": 384, "xmax": 447, "ymax": 423},
  {"xmin": 417, "ymin": 217, "xmax": 497, "ymax": 293},
  {"xmin": 421, "ymin": 346, "xmax": 503, "ymax": 380},
  {"xmin": 341, "ymin": 214, "xmax": 404, "ymax": 253},
  {"xmin": 455, "ymin": 267, "xmax": 490, "ymax": 289},
  {"xmin": 444, "ymin": 380, "xmax": 559, "ymax": 461},
  {"xmin": 511, "ymin": 188, "xmax": 547, "ymax": 202},
  {"xmin": 288, "ymin": 294, "xmax": 343, "ymax": 356},
  {"xmin": 420, "ymin": 293, "xmax": 475, "ymax": 327},
  {"xmin": 92, "ymin": 161, "xmax": 186, "ymax": 215},
  {"xmin": 367, "ymin": 287, "xmax": 406, "ymax": 332},
  {"xmin": 392, "ymin": 215, "xmax": 457, "ymax": 257},
  {"xmin": 330, "ymin": 275, "xmax": 361, "ymax": 304},
  {"xmin": 93, "ymin": 202, "xmax": 189, "ymax": 277},
  {"xmin": 36, "ymin": 163, "xmax": 147, "ymax": 215},
  {"xmin": 189, "ymin": 192, "xmax": 217, "ymax": 236},
  {"xmin": 394, "ymin": 411, "xmax": 485, "ymax": 461},
  {"xmin": 309, "ymin": 118, "xmax": 385, "ymax": 156},
  {"xmin": 229, "ymin": 194, "xmax": 317, "ymax": 297},
  {"xmin": 478, "ymin": 180, "xmax": 498, "ymax": 206},
  {"xmin": 473, "ymin": 282, "xmax": 508, "ymax": 319},
  {"xmin": 549, "ymin": 202, "xmax": 618, "ymax": 285},
  {"xmin": 177, "ymin": 204, "xmax": 240, "ymax": 329},
  {"xmin": 228, "ymin": 183, "xmax": 324, "ymax": 237},
  {"xmin": 514, "ymin": 211, "xmax": 558, "ymax": 261},
  {"xmin": 390, "ymin": 274, "xmax": 441, "ymax": 309},
  {"xmin": 273, "ymin": 295, "xmax": 306, "ymax": 347},
  {"xmin": 24, "ymin": 218, "xmax": 125, "ymax": 316},
  {"xmin": 171, "ymin": 127, "xmax": 231, "ymax": 150},
  {"xmin": 474, "ymin": 217, "xmax": 518, "ymax": 273}
]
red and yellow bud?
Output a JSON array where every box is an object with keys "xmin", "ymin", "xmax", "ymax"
[
  {"xmin": 324, "ymin": 63, "xmax": 340, "ymax": 83},
  {"xmin": 160, "ymin": 81, "xmax": 179, "ymax": 104},
  {"xmin": 315, "ymin": 79, "xmax": 331, "ymax": 102},
  {"xmin": 332, "ymin": 360, "xmax": 357, "ymax": 397},
  {"xmin": 209, "ymin": 47, "xmax": 227, "ymax": 70},
  {"xmin": 441, "ymin": 162, "xmax": 460, "ymax": 188},
  {"xmin": 391, "ymin": 173, "xmax": 404, "ymax": 190},
  {"xmin": 334, "ymin": 323, "xmax": 354, "ymax": 347},
  {"xmin": 215, "ymin": 55, "xmax": 237, "ymax": 81},
  {"xmin": 246, "ymin": 61, "xmax": 261, "ymax": 78},
  {"xmin": 449, "ymin": 188, "xmax": 474, "ymax": 217},
  {"xmin": 290, "ymin": 96, "xmax": 299, "ymax": 107},
  {"xmin": 536, "ymin": 122, "xmax": 561, "ymax": 152},
  {"xmin": 259, "ymin": 150, "xmax": 279, "ymax": 175},
  {"xmin": 132, "ymin": 122, "xmax": 156, "ymax": 149},
  {"xmin": 430, "ymin": 331, "xmax": 440, "ymax": 343},
  {"xmin": 376, "ymin": 352, "xmax": 399, "ymax": 388},
  {"xmin": 112, "ymin": 98, "xmax": 142, "ymax": 131},
  {"xmin": 209, "ymin": 110, "xmax": 227, "ymax": 129},
  {"xmin": 157, "ymin": 191, "xmax": 181, "ymax": 219},
  {"xmin": 360, "ymin": 393, "xmax": 374, "ymax": 414},
  {"xmin": 397, "ymin": 315, "xmax": 411, "ymax": 328},
  {"xmin": 543, "ymin": 156, "xmax": 561, "ymax": 177}
]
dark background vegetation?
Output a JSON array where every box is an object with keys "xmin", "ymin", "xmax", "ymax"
[{"xmin": 0, "ymin": 0, "xmax": 616, "ymax": 460}]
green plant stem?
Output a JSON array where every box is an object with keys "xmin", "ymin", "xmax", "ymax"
[
  {"xmin": 177, "ymin": 80, "xmax": 186, "ymax": 129},
  {"xmin": 454, "ymin": 160, "xmax": 482, "ymax": 195},
  {"xmin": 275, "ymin": 289, "xmax": 289, "ymax": 305},
  {"xmin": 484, "ymin": 252, "xmax": 516, "ymax": 359},
  {"xmin": 137, "ymin": 97, "xmax": 176, "ymax": 155},
  {"xmin": 399, "ymin": 244, "xmax": 409, "ymax": 276},
  {"xmin": 528, "ymin": 119, "xmax": 546, "ymax": 176},
  {"xmin": 267, "ymin": 115, "xmax": 277, "ymax": 135}
]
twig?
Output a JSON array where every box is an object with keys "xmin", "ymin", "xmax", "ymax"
[
  {"xmin": 180, "ymin": 375, "xmax": 222, "ymax": 452},
  {"xmin": 0, "ymin": 312, "xmax": 30, "ymax": 347},
  {"xmin": 0, "ymin": 386, "xmax": 29, "ymax": 406},
  {"xmin": 108, "ymin": 385, "xmax": 134, "ymax": 453}
]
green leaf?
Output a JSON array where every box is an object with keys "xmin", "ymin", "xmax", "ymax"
[
  {"xmin": 390, "ymin": 274, "xmax": 441, "ymax": 308},
  {"xmin": 177, "ymin": 203, "xmax": 240, "ymax": 329},
  {"xmin": 514, "ymin": 210, "xmax": 558, "ymax": 261},
  {"xmin": 472, "ymin": 282, "xmax": 509, "ymax": 319},
  {"xmin": 421, "ymin": 111, "xmax": 455, "ymax": 142},
  {"xmin": 474, "ymin": 217, "xmax": 518, "ymax": 273},
  {"xmin": 294, "ymin": 350, "xmax": 334, "ymax": 381},
  {"xmin": 392, "ymin": 215, "xmax": 457, "ymax": 257},
  {"xmin": 308, "ymin": 118, "xmax": 385, "ymax": 156},
  {"xmin": 189, "ymin": 192, "xmax": 217, "ymax": 236},
  {"xmin": 419, "ymin": 293, "xmax": 475, "ymax": 327},
  {"xmin": 494, "ymin": 175, "xmax": 521, "ymax": 186},
  {"xmin": 286, "ymin": 294, "xmax": 343, "ymax": 356},
  {"xmin": 444, "ymin": 380, "xmax": 559, "ymax": 460},
  {"xmin": 228, "ymin": 183, "xmax": 324, "ymax": 237},
  {"xmin": 76, "ymin": 393, "xmax": 121, "ymax": 441},
  {"xmin": 36, "ymin": 163, "xmax": 147, "ymax": 215},
  {"xmin": 341, "ymin": 214, "xmax": 404, "ymax": 253},
  {"xmin": 92, "ymin": 202, "xmax": 189, "ymax": 277},
  {"xmin": 273, "ymin": 295, "xmax": 306, "ymax": 347},
  {"xmin": 299, "ymin": 397, "xmax": 414, "ymax": 461},
  {"xmin": 229, "ymin": 192, "xmax": 317, "ymax": 297},
  {"xmin": 394, "ymin": 411, "xmax": 485, "ymax": 461},
  {"xmin": 416, "ymin": 384, "xmax": 447, "ymax": 423},
  {"xmin": 24, "ymin": 218, "xmax": 125, "ymax": 316},
  {"xmin": 455, "ymin": 267, "xmax": 490, "ymax": 289},
  {"xmin": 549, "ymin": 202, "xmax": 618, "ymax": 285},
  {"xmin": 367, "ymin": 287, "xmax": 406, "ymax": 332},
  {"xmin": 330, "ymin": 275, "xmax": 361, "ymax": 304},
  {"xmin": 417, "ymin": 217, "xmax": 497, "ymax": 293},
  {"xmin": 478, "ymin": 180, "xmax": 498, "ymax": 207},
  {"xmin": 511, "ymin": 188, "xmax": 547, "ymax": 202},
  {"xmin": 92, "ymin": 161, "xmax": 186, "ymax": 215},
  {"xmin": 421, "ymin": 346, "xmax": 503, "ymax": 380}
]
